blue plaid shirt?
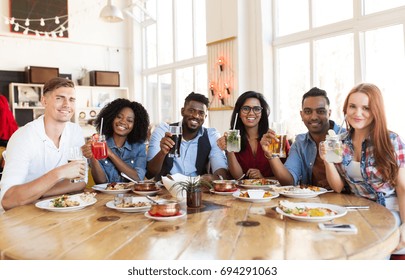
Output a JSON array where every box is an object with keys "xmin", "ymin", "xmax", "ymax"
[{"xmin": 335, "ymin": 130, "xmax": 405, "ymax": 206}]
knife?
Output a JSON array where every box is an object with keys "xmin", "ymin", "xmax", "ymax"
[{"xmin": 343, "ymin": 205, "xmax": 370, "ymax": 210}]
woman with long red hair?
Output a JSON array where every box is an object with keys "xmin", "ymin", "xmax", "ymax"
[{"xmin": 320, "ymin": 83, "xmax": 405, "ymax": 256}]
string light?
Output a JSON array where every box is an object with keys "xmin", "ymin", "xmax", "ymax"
[{"xmin": 2, "ymin": 14, "xmax": 69, "ymax": 38}]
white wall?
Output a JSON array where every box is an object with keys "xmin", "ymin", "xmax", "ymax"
[
  {"xmin": 206, "ymin": 0, "xmax": 271, "ymax": 134},
  {"xmin": 0, "ymin": 0, "xmax": 135, "ymax": 98}
]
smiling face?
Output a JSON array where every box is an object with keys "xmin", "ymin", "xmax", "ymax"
[
  {"xmin": 346, "ymin": 92, "xmax": 373, "ymax": 133},
  {"xmin": 112, "ymin": 107, "xmax": 135, "ymax": 137},
  {"xmin": 239, "ymin": 97, "xmax": 262, "ymax": 129},
  {"xmin": 181, "ymin": 100, "xmax": 207, "ymax": 133},
  {"xmin": 300, "ymin": 96, "xmax": 331, "ymax": 136},
  {"xmin": 42, "ymin": 86, "xmax": 76, "ymax": 123}
]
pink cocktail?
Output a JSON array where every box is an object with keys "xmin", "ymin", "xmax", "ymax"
[{"xmin": 92, "ymin": 134, "xmax": 108, "ymax": 160}]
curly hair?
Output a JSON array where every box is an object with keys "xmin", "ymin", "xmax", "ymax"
[
  {"xmin": 231, "ymin": 91, "xmax": 270, "ymax": 150},
  {"xmin": 95, "ymin": 98, "xmax": 150, "ymax": 143}
]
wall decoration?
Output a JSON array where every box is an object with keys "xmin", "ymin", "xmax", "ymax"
[
  {"xmin": 207, "ymin": 36, "xmax": 237, "ymax": 110},
  {"xmin": 8, "ymin": 0, "xmax": 69, "ymax": 38}
]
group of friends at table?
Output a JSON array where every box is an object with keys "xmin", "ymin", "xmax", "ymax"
[{"xmin": 0, "ymin": 77, "xmax": 404, "ymax": 257}]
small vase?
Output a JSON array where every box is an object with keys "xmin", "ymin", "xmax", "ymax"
[{"xmin": 187, "ymin": 190, "xmax": 202, "ymax": 208}]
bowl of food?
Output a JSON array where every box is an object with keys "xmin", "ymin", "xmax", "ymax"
[
  {"xmin": 133, "ymin": 180, "xmax": 158, "ymax": 191},
  {"xmin": 212, "ymin": 180, "xmax": 238, "ymax": 192},
  {"xmin": 148, "ymin": 200, "xmax": 180, "ymax": 217}
]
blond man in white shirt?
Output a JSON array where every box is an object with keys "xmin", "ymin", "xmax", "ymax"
[{"xmin": 0, "ymin": 77, "xmax": 86, "ymax": 211}]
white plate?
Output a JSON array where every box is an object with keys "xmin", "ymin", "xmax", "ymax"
[
  {"xmin": 280, "ymin": 187, "xmax": 328, "ymax": 198},
  {"xmin": 132, "ymin": 189, "xmax": 161, "ymax": 196},
  {"xmin": 144, "ymin": 210, "xmax": 186, "ymax": 221},
  {"xmin": 275, "ymin": 202, "xmax": 347, "ymax": 222},
  {"xmin": 105, "ymin": 197, "xmax": 151, "ymax": 213},
  {"xmin": 238, "ymin": 179, "xmax": 279, "ymax": 189},
  {"xmin": 92, "ymin": 183, "xmax": 132, "ymax": 194},
  {"xmin": 210, "ymin": 189, "xmax": 239, "ymax": 196},
  {"xmin": 35, "ymin": 193, "xmax": 97, "ymax": 212},
  {"xmin": 232, "ymin": 190, "xmax": 279, "ymax": 202}
]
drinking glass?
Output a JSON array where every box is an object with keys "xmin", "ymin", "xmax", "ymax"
[
  {"xmin": 226, "ymin": 129, "xmax": 241, "ymax": 152},
  {"xmin": 269, "ymin": 122, "xmax": 287, "ymax": 158},
  {"xmin": 320, "ymin": 135, "xmax": 343, "ymax": 163},
  {"xmin": 68, "ymin": 147, "xmax": 86, "ymax": 183},
  {"xmin": 91, "ymin": 134, "xmax": 108, "ymax": 160},
  {"xmin": 168, "ymin": 125, "xmax": 182, "ymax": 158}
]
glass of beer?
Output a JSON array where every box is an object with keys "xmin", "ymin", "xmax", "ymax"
[
  {"xmin": 269, "ymin": 122, "xmax": 287, "ymax": 158},
  {"xmin": 91, "ymin": 134, "xmax": 108, "ymax": 160},
  {"xmin": 168, "ymin": 125, "xmax": 182, "ymax": 158},
  {"xmin": 68, "ymin": 147, "xmax": 86, "ymax": 183},
  {"xmin": 226, "ymin": 129, "xmax": 241, "ymax": 153}
]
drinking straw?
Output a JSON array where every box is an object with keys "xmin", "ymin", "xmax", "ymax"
[
  {"xmin": 337, "ymin": 115, "xmax": 346, "ymax": 135},
  {"xmin": 233, "ymin": 113, "xmax": 238, "ymax": 130},
  {"xmin": 100, "ymin": 117, "xmax": 104, "ymax": 136}
]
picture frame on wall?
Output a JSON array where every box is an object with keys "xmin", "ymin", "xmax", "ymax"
[
  {"xmin": 17, "ymin": 85, "xmax": 41, "ymax": 106},
  {"xmin": 9, "ymin": 0, "xmax": 69, "ymax": 38}
]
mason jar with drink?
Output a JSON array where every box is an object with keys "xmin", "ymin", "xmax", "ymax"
[
  {"xmin": 269, "ymin": 122, "xmax": 287, "ymax": 158},
  {"xmin": 168, "ymin": 125, "xmax": 182, "ymax": 158},
  {"xmin": 91, "ymin": 134, "xmax": 108, "ymax": 160},
  {"xmin": 320, "ymin": 133, "xmax": 343, "ymax": 163},
  {"xmin": 226, "ymin": 129, "xmax": 241, "ymax": 153}
]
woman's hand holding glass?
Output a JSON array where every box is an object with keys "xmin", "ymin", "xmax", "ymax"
[{"xmin": 216, "ymin": 134, "xmax": 227, "ymax": 151}]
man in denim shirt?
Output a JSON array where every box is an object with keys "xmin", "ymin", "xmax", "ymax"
[
  {"xmin": 260, "ymin": 87, "xmax": 344, "ymax": 188},
  {"xmin": 147, "ymin": 92, "xmax": 229, "ymax": 182}
]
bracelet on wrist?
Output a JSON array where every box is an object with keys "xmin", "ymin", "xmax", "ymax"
[{"xmin": 265, "ymin": 154, "xmax": 278, "ymax": 160}]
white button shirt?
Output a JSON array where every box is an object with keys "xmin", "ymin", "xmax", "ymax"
[{"xmin": 0, "ymin": 115, "xmax": 85, "ymax": 209}]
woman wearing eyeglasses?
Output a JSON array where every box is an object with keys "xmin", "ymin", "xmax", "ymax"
[{"xmin": 217, "ymin": 91, "xmax": 290, "ymax": 179}]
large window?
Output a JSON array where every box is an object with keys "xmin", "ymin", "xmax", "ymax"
[
  {"xmin": 142, "ymin": 0, "xmax": 207, "ymax": 125},
  {"xmin": 274, "ymin": 0, "xmax": 405, "ymax": 139}
]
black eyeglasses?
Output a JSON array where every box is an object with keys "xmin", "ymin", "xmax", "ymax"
[{"xmin": 241, "ymin": 105, "xmax": 263, "ymax": 114}]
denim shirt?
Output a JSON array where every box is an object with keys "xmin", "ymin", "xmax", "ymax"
[
  {"xmin": 335, "ymin": 130, "xmax": 405, "ymax": 206},
  {"xmin": 98, "ymin": 137, "xmax": 147, "ymax": 182},
  {"xmin": 147, "ymin": 122, "xmax": 228, "ymax": 176},
  {"xmin": 285, "ymin": 120, "xmax": 343, "ymax": 185}
]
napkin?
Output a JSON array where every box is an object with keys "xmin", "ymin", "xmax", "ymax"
[{"xmin": 161, "ymin": 173, "xmax": 200, "ymax": 200}]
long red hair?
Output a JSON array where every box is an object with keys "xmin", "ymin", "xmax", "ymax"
[{"xmin": 343, "ymin": 83, "xmax": 398, "ymax": 185}]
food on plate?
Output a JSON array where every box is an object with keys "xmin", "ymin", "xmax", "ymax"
[
  {"xmin": 80, "ymin": 192, "xmax": 97, "ymax": 202},
  {"xmin": 239, "ymin": 191, "xmax": 273, "ymax": 198},
  {"xmin": 116, "ymin": 201, "xmax": 151, "ymax": 208},
  {"xmin": 299, "ymin": 185, "xmax": 321, "ymax": 192},
  {"xmin": 278, "ymin": 200, "xmax": 337, "ymax": 217},
  {"xmin": 106, "ymin": 182, "xmax": 133, "ymax": 190},
  {"xmin": 240, "ymin": 178, "xmax": 278, "ymax": 186},
  {"xmin": 50, "ymin": 195, "xmax": 80, "ymax": 208}
]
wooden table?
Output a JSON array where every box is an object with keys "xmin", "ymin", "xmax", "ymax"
[{"xmin": 0, "ymin": 189, "xmax": 399, "ymax": 260}]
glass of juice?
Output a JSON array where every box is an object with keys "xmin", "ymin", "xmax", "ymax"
[
  {"xmin": 269, "ymin": 122, "xmax": 287, "ymax": 158},
  {"xmin": 168, "ymin": 125, "xmax": 182, "ymax": 158},
  {"xmin": 92, "ymin": 134, "xmax": 108, "ymax": 160}
]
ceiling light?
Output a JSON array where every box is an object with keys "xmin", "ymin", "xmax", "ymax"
[{"xmin": 100, "ymin": 0, "xmax": 124, "ymax": 23}]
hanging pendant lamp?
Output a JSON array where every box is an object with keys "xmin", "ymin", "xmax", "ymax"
[{"xmin": 100, "ymin": 0, "xmax": 124, "ymax": 23}]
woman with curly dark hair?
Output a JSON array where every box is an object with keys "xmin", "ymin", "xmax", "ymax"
[{"xmin": 82, "ymin": 98, "xmax": 150, "ymax": 183}]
